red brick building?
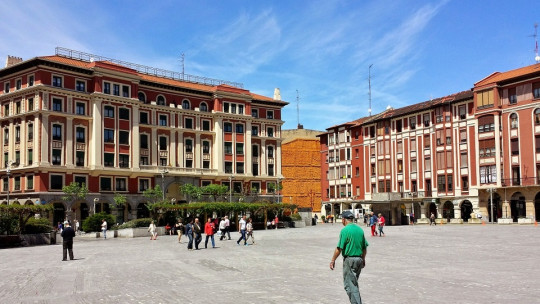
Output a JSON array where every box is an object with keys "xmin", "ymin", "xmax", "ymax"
[
  {"xmin": 320, "ymin": 63, "xmax": 540, "ymax": 225},
  {"xmin": 0, "ymin": 48, "xmax": 286, "ymax": 225}
]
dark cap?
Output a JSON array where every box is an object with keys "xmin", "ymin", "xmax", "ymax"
[{"xmin": 342, "ymin": 211, "xmax": 354, "ymax": 219}]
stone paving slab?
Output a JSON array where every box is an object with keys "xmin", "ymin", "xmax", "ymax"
[{"xmin": 1, "ymin": 224, "xmax": 539, "ymax": 303}]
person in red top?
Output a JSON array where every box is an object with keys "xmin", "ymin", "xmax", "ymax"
[
  {"xmin": 377, "ymin": 213, "xmax": 385, "ymax": 237},
  {"xmin": 204, "ymin": 218, "xmax": 216, "ymax": 249}
]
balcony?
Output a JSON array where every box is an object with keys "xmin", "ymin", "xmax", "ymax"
[{"xmin": 372, "ymin": 192, "xmax": 402, "ymax": 201}]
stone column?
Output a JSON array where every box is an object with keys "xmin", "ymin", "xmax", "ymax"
[
  {"xmin": 195, "ymin": 133, "xmax": 201, "ymax": 168},
  {"xmin": 178, "ymin": 132, "xmax": 184, "ymax": 168},
  {"xmin": 132, "ymin": 105, "xmax": 140, "ymax": 170},
  {"xmin": 33, "ymin": 116, "xmax": 39, "ymax": 165},
  {"xmin": 276, "ymin": 140, "xmax": 282, "ymax": 177},
  {"xmin": 526, "ymin": 199, "xmax": 534, "ymax": 220},
  {"xmin": 90, "ymin": 98, "xmax": 102, "ymax": 169},
  {"xmin": 420, "ymin": 203, "xmax": 427, "ymax": 219}
]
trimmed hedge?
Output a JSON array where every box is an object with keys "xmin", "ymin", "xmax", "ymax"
[
  {"xmin": 114, "ymin": 218, "xmax": 152, "ymax": 230},
  {"xmin": 24, "ymin": 218, "xmax": 53, "ymax": 234},
  {"xmin": 82, "ymin": 212, "xmax": 116, "ymax": 233}
]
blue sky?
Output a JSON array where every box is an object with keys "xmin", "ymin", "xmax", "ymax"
[{"xmin": 1, "ymin": 0, "xmax": 538, "ymax": 130}]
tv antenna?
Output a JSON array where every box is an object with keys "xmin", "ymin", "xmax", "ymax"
[
  {"xmin": 368, "ymin": 64, "xmax": 373, "ymax": 116},
  {"xmin": 296, "ymin": 90, "xmax": 302, "ymax": 129},
  {"xmin": 180, "ymin": 53, "xmax": 185, "ymax": 76},
  {"xmin": 533, "ymin": 23, "xmax": 540, "ymax": 63}
]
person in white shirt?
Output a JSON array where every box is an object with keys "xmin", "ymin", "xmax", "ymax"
[
  {"xmin": 219, "ymin": 218, "xmax": 227, "ymax": 241},
  {"xmin": 148, "ymin": 220, "xmax": 157, "ymax": 240},
  {"xmin": 237, "ymin": 215, "xmax": 247, "ymax": 246},
  {"xmin": 101, "ymin": 219, "xmax": 108, "ymax": 239},
  {"xmin": 246, "ymin": 218, "xmax": 255, "ymax": 245},
  {"xmin": 224, "ymin": 216, "xmax": 231, "ymax": 240}
]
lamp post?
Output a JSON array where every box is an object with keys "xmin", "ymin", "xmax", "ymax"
[
  {"xmin": 488, "ymin": 188, "xmax": 495, "ymax": 223},
  {"xmin": 160, "ymin": 168, "xmax": 169, "ymax": 200},
  {"xmin": 229, "ymin": 175, "xmax": 233, "ymax": 203},
  {"xmin": 6, "ymin": 160, "xmax": 13, "ymax": 204},
  {"xmin": 93, "ymin": 198, "xmax": 99, "ymax": 215}
]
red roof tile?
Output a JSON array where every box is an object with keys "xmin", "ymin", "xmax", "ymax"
[{"xmin": 475, "ymin": 63, "xmax": 540, "ymax": 87}]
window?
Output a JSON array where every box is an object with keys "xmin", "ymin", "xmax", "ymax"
[
  {"xmin": 76, "ymin": 151, "xmax": 84, "ymax": 166},
  {"xmin": 511, "ymin": 138, "xmax": 519, "ymax": 155},
  {"xmin": 238, "ymin": 105, "xmax": 244, "ymax": 114},
  {"xmin": 203, "ymin": 160, "xmax": 210, "ymax": 169},
  {"xmin": 76, "ymin": 127, "xmax": 85, "ymax": 143},
  {"xmin": 462, "ymin": 177, "xmax": 469, "ymax": 191},
  {"xmin": 15, "ymin": 151, "xmax": 20, "ymax": 165},
  {"xmin": 119, "ymin": 131, "xmax": 129, "ymax": 145},
  {"xmin": 15, "ymin": 101, "xmax": 20, "ymax": 114},
  {"xmin": 459, "ymin": 129, "xmax": 467, "ymax": 143},
  {"xmin": 231, "ymin": 104, "xmax": 236, "ymax": 114},
  {"xmin": 28, "ymin": 76, "xmax": 34, "ymax": 87},
  {"xmin": 237, "ymin": 162, "xmax": 244, "ymax": 174},
  {"xmin": 424, "ymin": 134, "xmax": 430, "ymax": 148},
  {"xmin": 224, "ymin": 122, "xmax": 232, "ymax": 132},
  {"xmin": 74, "ymin": 176, "xmax": 86, "ymax": 187},
  {"xmin": 478, "ymin": 115, "xmax": 495, "ymax": 133},
  {"xmin": 252, "ymin": 109, "xmax": 258, "ymax": 118},
  {"xmin": 397, "ymin": 160, "xmax": 403, "ymax": 173},
  {"xmin": 460, "ymin": 152, "xmax": 468, "ymax": 168},
  {"xmin": 139, "ymin": 179, "xmax": 150, "ymax": 192},
  {"xmin": 253, "ymin": 163, "xmax": 259, "ymax": 176},
  {"xmin": 224, "ymin": 161, "xmax": 233, "ymax": 174},
  {"xmin": 200, "ymin": 102, "xmax": 208, "ymax": 112},
  {"xmin": 27, "ymin": 149, "xmax": 33, "ymax": 165},
  {"xmin": 423, "ymin": 113, "xmax": 430, "ymax": 127},
  {"xmin": 184, "ymin": 117, "xmax": 193, "ymax": 129},
  {"xmin": 157, "ymin": 96, "xmax": 165, "ymax": 105},
  {"xmin": 268, "ymin": 146, "xmax": 274, "ymax": 158},
  {"xmin": 52, "ymin": 149, "xmax": 61, "ymax": 165},
  {"xmin": 2, "ymin": 178, "xmax": 6, "ymax": 191},
  {"xmin": 182, "ymin": 100, "xmax": 190, "ymax": 110},
  {"xmin": 4, "ymin": 82, "xmax": 9, "ymax": 93},
  {"xmin": 119, "ymin": 108, "xmax": 130, "ymax": 120},
  {"xmin": 510, "ymin": 113, "xmax": 518, "ymax": 129},
  {"xmin": 52, "ymin": 124, "xmax": 62, "ymax": 141},
  {"xmin": 252, "ymin": 145, "xmax": 259, "ymax": 157},
  {"xmin": 122, "ymin": 85, "xmax": 129, "ymax": 98},
  {"xmin": 437, "ymin": 175, "xmax": 446, "ymax": 192},
  {"xmin": 104, "ymin": 129, "xmax": 114, "ymax": 143},
  {"xmin": 445, "ymin": 128, "xmax": 451, "ymax": 145},
  {"xmin": 159, "ymin": 115, "xmax": 167, "ymax": 126},
  {"xmin": 3, "ymin": 128, "xmax": 8, "ymax": 145},
  {"xmin": 113, "ymin": 84, "xmax": 120, "ymax": 96},
  {"xmin": 52, "ymin": 76, "xmax": 62, "ymax": 87},
  {"xmin": 50, "ymin": 174, "xmax": 63, "ymax": 190},
  {"xmin": 16, "ymin": 80, "xmax": 21, "ymax": 90},
  {"xmin": 224, "ymin": 103, "xmax": 229, "ymax": 113},
  {"xmin": 15, "ymin": 126, "xmax": 20, "ymax": 143},
  {"xmin": 160, "ymin": 137, "xmax": 168, "ymax": 150},
  {"xmin": 202, "ymin": 120, "xmax": 210, "ymax": 131},
  {"xmin": 202, "ymin": 141, "xmax": 210, "ymax": 154},
  {"xmin": 26, "ymin": 175, "xmax": 34, "ymax": 190},
  {"xmin": 76, "ymin": 80, "xmax": 85, "ymax": 92},
  {"xmin": 140, "ymin": 112, "xmax": 149, "ymax": 124},
  {"xmin": 477, "ymin": 90, "xmax": 494, "ymax": 107},
  {"xmin": 4, "ymin": 104, "xmax": 9, "ymax": 116},
  {"xmin": 508, "ymin": 88, "xmax": 517, "ymax": 104},
  {"xmin": 104, "ymin": 106, "xmax": 114, "ymax": 118},
  {"xmin": 140, "ymin": 156, "xmax": 149, "ymax": 165},
  {"xmin": 100, "ymin": 177, "xmax": 112, "ymax": 191},
  {"xmin": 396, "ymin": 120, "xmax": 402, "ymax": 132},
  {"xmin": 236, "ymin": 143, "xmax": 244, "ymax": 155},
  {"xmin": 267, "ymin": 110, "xmax": 274, "ymax": 119},
  {"xmin": 425, "ymin": 157, "xmax": 431, "ymax": 171},
  {"xmin": 411, "ymin": 159, "xmax": 417, "ymax": 173},
  {"xmin": 180, "ymin": 138, "xmax": 192, "ymax": 154},
  {"xmin": 76, "ymin": 102, "xmax": 85, "ymax": 115},
  {"xmin": 535, "ymin": 109, "xmax": 540, "ymax": 125},
  {"xmin": 116, "ymin": 178, "xmax": 127, "ymax": 191},
  {"xmin": 104, "ymin": 153, "xmax": 114, "ymax": 167},
  {"xmin": 268, "ymin": 164, "xmax": 274, "ymax": 176},
  {"xmin": 512, "ymin": 167, "xmax": 521, "ymax": 185},
  {"xmin": 140, "ymin": 134, "xmax": 148, "ymax": 149},
  {"xmin": 267, "ymin": 127, "xmax": 274, "ymax": 137},
  {"xmin": 252, "ymin": 125, "xmax": 259, "ymax": 136},
  {"xmin": 480, "ymin": 165, "xmax": 497, "ymax": 184},
  {"xmin": 459, "ymin": 105, "xmax": 467, "ymax": 119},
  {"xmin": 138, "ymin": 92, "xmax": 146, "ymax": 103},
  {"xmin": 224, "ymin": 142, "xmax": 232, "ymax": 154},
  {"xmin": 534, "ymin": 82, "xmax": 540, "ymax": 99},
  {"xmin": 52, "ymin": 98, "xmax": 62, "ymax": 112},
  {"xmin": 27, "ymin": 98, "xmax": 34, "ymax": 111},
  {"xmin": 236, "ymin": 124, "xmax": 244, "ymax": 133},
  {"xmin": 103, "ymin": 82, "xmax": 110, "ymax": 94},
  {"xmin": 447, "ymin": 175, "xmax": 453, "ymax": 191},
  {"xmin": 185, "ymin": 159, "xmax": 193, "ymax": 168}
]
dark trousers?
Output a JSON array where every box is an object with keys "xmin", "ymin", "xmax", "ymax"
[
  {"xmin": 220, "ymin": 228, "xmax": 227, "ymax": 240},
  {"xmin": 237, "ymin": 230, "xmax": 246, "ymax": 244},
  {"xmin": 194, "ymin": 233, "xmax": 202, "ymax": 249},
  {"xmin": 225, "ymin": 226, "xmax": 231, "ymax": 239},
  {"xmin": 63, "ymin": 240, "xmax": 74, "ymax": 260},
  {"xmin": 205, "ymin": 235, "xmax": 215, "ymax": 248},
  {"xmin": 343, "ymin": 257, "xmax": 364, "ymax": 304},
  {"xmin": 187, "ymin": 233, "xmax": 194, "ymax": 249}
]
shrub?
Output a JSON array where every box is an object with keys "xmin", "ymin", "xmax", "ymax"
[
  {"xmin": 24, "ymin": 218, "xmax": 53, "ymax": 234},
  {"xmin": 82, "ymin": 212, "xmax": 116, "ymax": 233},
  {"xmin": 0, "ymin": 214, "xmax": 19, "ymax": 235},
  {"xmin": 115, "ymin": 218, "xmax": 152, "ymax": 230},
  {"xmin": 290, "ymin": 213, "xmax": 302, "ymax": 221}
]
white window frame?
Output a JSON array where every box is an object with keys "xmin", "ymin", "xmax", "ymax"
[
  {"xmin": 75, "ymin": 79, "xmax": 86, "ymax": 92},
  {"xmin": 100, "ymin": 176, "xmax": 113, "ymax": 192},
  {"xmin": 138, "ymin": 178, "xmax": 151, "ymax": 192},
  {"xmin": 49, "ymin": 173, "xmax": 65, "ymax": 191},
  {"xmin": 115, "ymin": 177, "xmax": 128, "ymax": 192}
]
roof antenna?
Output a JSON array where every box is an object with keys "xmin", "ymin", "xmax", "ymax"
[
  {"xmin": 296, "ymin": 90, "xmax": 303, "ymax": 129},
  {"xmin": 533, "ymin": 23, "xmax": 540, "ymax": 63},
  {"xmin": 368, "ymin": 64, "xmax": 373, "ymax": 116},
  {"xmin": 180, "ymin": 53, "xmax": 185, "ymax": 78}
]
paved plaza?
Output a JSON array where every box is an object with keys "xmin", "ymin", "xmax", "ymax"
[{"xmin": 1, "ymin": 223, "xmax": 539, "ymax": 303}]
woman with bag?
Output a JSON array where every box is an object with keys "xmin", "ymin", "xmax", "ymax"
[
  {"xmin": 175, "ymin": 219, "xmax": 184, "ymax": 243},
  {"xmin": 148, "ymin": 220, "xmax": 157, "ymax": 240},
  {"xmin": 377, "ymin": 213, "xmax": 385, "ymax": 237}
]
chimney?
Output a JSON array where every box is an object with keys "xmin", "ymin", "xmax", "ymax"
[
  {"xmin": 5, "ymin": 56, "xmax": 23, "ymax": 68},
  {"xmin": 273, "ymin": 88, "xmax": 281, "ymax": 101}
]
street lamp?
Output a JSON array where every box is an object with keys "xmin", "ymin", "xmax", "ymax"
[
  {"xmin": 93, "ymin": 198, "xmax": 99, "ymax": 215},
  {"xmin": 488, "ymin": 188, "xmax": 496, "ymax": 223},
  {"xmin": 229, "ymin": 175, "xmax": 234, "ymax": 203},
  {"xmin": 160, "ymin": 168, "xmax": 169, "ymax": 200},
  {"xmin": 6, "ymin": 160, "xmax": 13, "ymax": 204}
]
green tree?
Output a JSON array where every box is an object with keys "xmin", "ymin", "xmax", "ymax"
[
  {"xmin": 143, "ymin": 185, "xmax": 163, "ymax": 204},
  {"xmin": 201, "ymin": 184, "xmax": 229, "ymax": 201},
  {"xmin": 62, "ymin": 182, "xmax": 89, "ymax": 204},
  {"xmin": 0, "ymin": 204, "xmax": 53, "ymax": 235},
  {"xmin": 179, "ymin": 183, "xmax": 202, "ymax": 203},
  {"xmin": 112, "ymin": 193, "xmax": 127, "ymax": 209}
]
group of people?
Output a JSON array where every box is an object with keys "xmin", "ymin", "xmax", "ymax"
[{"xmin": 366, "ymin": 212, "xmax": 385, "ymax": 237}]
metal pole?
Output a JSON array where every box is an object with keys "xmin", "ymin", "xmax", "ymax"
[
  {"xmin": 229, "ymin": 176, "xmax": 233, "ymax": 203},
  {"xmin": 490, "ymin": 188, "xmax": 494, "ymax": 223},
  {"xmin": 161, "ymin": 171, "xmax": 165, "ymax": 201}
]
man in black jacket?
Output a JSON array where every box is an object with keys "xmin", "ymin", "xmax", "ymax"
[{"xmin": 61, "ymin": 221, "xmax": 76, "ymax": 261}]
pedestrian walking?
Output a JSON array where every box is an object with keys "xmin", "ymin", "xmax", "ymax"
[
  {"xmin": 369, "ymin": 212, "xmax": 378, "ymax": 236},
  {"xmin": 175, "ymin": 219, "xmax": 184, "ymax": 243},
  {"xmin": 246, "ymin": 218, "xmax": 255, "ymax": 245},
  {"xmin": 186, "ymin": 218, "xmax": 194, "ymax": 250},
  {"xmin": 193, "ymin": 218, "xmax": 202, "ymax": 250},
  {"xmin": 74, "ymin": 220, "xmax": 80, "ymax": 235},
  {"xmin": 274, "ymin": 215, "xmax": 279, "ymax": 229},
  {"xmin": 101, "ymin": 219, "xmax": 108, "ymax": 239},
  {"xmin": 204, "ymin": 218, "xmax": 216, "ymax": 249},
  {"xmin": 410, "ymin": 213, "xmax": 415, "ymax": 225},
  {"xmin": 148, "ymin": 220, "xmax": 157, "ymax": 240},
  {"xmin": 430, "ymin": 212, "xmax": 436, "ymax": 226},
  {"xmin": 330, "ymin": 211, "xmax": 369, "ymax": 304},
  {"xmin": 377, "ymin": 213, "xmax": 385, "ymax": 237},
  {"xmin": 61, "ymin": 221, "xmax": 76, "ymax": 261},
  {"xmin": 224, "ymin": 215, "xmax": 231, "ymax": 240},
  {"xmin": 219, "ymin": 217, "xmax": 227, "ymax": 240},
  {"xmin": 237, "ymin": 215, "xmax": 247, "ymax": 246}
]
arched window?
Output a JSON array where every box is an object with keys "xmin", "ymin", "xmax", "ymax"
[
  {"xmin": 138, "ymin": 92, "xmax": 146, "ymax": 103},
  {"xmin": 200, "ymin": 102, "xmax": 208, "ymax": 112},
  {"xmin": 534, "ymin": 109, "xmax": 540, "ymax": 125},
  {"xmin": 510, "ymin": 113, "xmax": 518, "ymax": 129},
  {"xmin": 182, "ymin": 100, "xmax": 190, "ymax": 110},
  {"xmin": 157, "ymin": 95, "xmax": 165, "ymax": 106}
]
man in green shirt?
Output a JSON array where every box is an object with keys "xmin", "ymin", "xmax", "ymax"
[{"xmin": 330, "ymin": 211, "xmax": 369, "ymax": 304}]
